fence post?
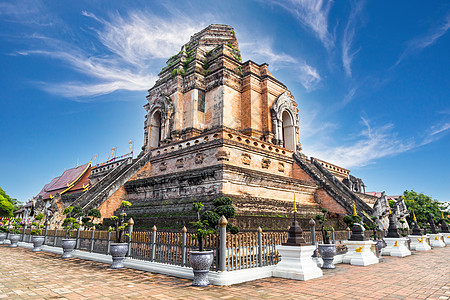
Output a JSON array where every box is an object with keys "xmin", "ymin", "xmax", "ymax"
[
  {"xmin": 347, "ymin": 227, "xmax": 351, "ymax": 240},
  {"xmin": 53, "ymin": 228, "xmax": 58, "ymax": 247},
  {"xmin": 43, "ymin": 220, "xmax": 49, "ymax": 245},
  {"xmin": 127, "ymin": 218, "xmax": 134, "ymax": 257},
  {"xmin": 21, "ymin": 224, "xmax": 26, "ymax": 241},
  {"xmin": 90, "ymin": 228, "xmax": 95, "ymax": 252},
  {"xmin": 257, "ymin": 227, "xmax": 263, "ymax": 268},
  {"xmin": 309, "ymin": 218, "xmax": 318, "ymax": 257},
  {"xmin": 218, "ymin": 216, "xmax": 228, "ymax": 272},
  {"xmin": 181, "ymin": 226, "xmax": 187, "ymax": 266},
  {"xmin": 151, "ymin": 225, "xmax": 157, "ymax": 262},
  {"xmin": 106, "ymin": 231, "xmax": 111, "ymax": 255},
  {"xmin": 331, "ymin": 228, "xmax": 336, "ymax": 244},
  {"xmin": 76, "ymin": 221, "xmax": 82, "ymax": 249}
]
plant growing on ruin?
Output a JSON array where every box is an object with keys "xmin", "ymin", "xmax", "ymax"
[
  {"xmin": 108, "ymin": 201, "xmax": 132, "ymax": 243},
  {"xmin": 62, "ymin": 206, "xmax": 80, "ymax": 238},
  {"xmin": 315, "ymin": 208, "xmax": 333, "ymax": 244},
  {"xmin": 30, "ymin": 213, "xmax": 45, "ymax": 236},
  {"xmin": 10, "ymin": 217, "xmax": 23, "ymax": 234}
]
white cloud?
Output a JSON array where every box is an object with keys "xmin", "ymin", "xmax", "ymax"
[
  {"xmin": 342, "ymin": 1, "xmax": 364, "ymax": 78},
  {"xmin": 305, "ymin": 117, "xmax": 415, "ymax": 168},
  {"xmin": 396, "ymin": 14, "xmax": 450, "ymax": 66},
  {"xmin": 422, "ymin": 122, "xmax": 450, "ymax": 144},
  {"xmin": 298, "ymin": 63, "xmax": 322, "ymax": 90},
  {"xmin": 266, "ymin": 0, "xmax": 334, "ymax": 49},
  {"xmin": 14, "ymin": 10, "xmax": 204, "ymax": 98},
  {"xmin": 240, "ymin": 38, "xmax": 322, "ymax": 91}
]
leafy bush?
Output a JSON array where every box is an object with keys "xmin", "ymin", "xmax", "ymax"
[
  {"xmin": 201, "ymin": 211, "xmax": 220, "ymax": 228},
  {"xmin": 30, "ymin": 213, "xmax": 45, "ymax": 236},
  {"xmin": 212, "ymin": 197, "xmax": 233, "ymax": 207},
  {"xmin": 214, "ymin": 205, "xmax": 235, "ymax": 220},
  {"xmin": 108, "ymin": 201, "xmax": 132, "ymax": 243}
]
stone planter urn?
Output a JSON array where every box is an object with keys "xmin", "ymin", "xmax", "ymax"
[
  {"xmin": 32, "ymin": 236, "xmax": 45, "ymax": 252},
  {"xmin": 61, "ymin": 239, "xmax": 77, "ymax": 259},
  {"xmin": 110, "ymin": 243, "xmax": 128, "ymax": 269},
  {"xmin": 9, "ymin": 234, "xmax": 21, "ymax": 247},
  {"xmin": 0, "ymin": 233, "xmax": 6, "ymax": 244},
  {"xmin": 318, "ymin": 244, "xmax": 336, "ymax": 269},
  {"xmin": 189, "ymin": 250, "xmax": 214, "ymax": 286}
]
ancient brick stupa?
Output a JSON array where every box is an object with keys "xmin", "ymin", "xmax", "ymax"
[{"xmin": 36, "ymin": 24, "xmax": 375, "ymax": 231}]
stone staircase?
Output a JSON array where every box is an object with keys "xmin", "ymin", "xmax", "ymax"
[
  {"xmin": 72, "ymin": 151, "xmax": 152, "ymax": 212},
  {"xmin": 293, "ymin": 152, "xmax": 373, "ymax": 219}
]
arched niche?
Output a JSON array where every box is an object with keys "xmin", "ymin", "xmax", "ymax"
[
  {"xmin": 270, "ymin": 92, "xmax": 299, "ymax": 150},
  {"xmin": 149, "ymin": 110, "xmax": 162, "ymax": 148},
  {"xmin": 282, "ymin": 110, "xmax": 295, "ymax": 151}
]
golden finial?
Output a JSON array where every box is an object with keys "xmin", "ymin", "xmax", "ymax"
[
  {"xmin": 257, "ymin": 226, "xmax": 262, "ymax": 233},
  {"xmin": 293, "ymin": 193, "xmax": 297, "ymax": 213},
  {"xmin": 219, "ymin": 215, "xmax": 228, "ymax": 227},
  {"xmin": 388, "ymin": 205, "xmax": 392, "ymax": 215},
  {"xmin": 353, "ymin": 201, "xmax": 357, "ymax": 216},
  {"xmin": 442, "ymin": 211, "xmax": 445, "ymax": 219},
  {"xmin": 128, "ymin": 218, "xmax": 134, "ymax": 226},
  {"xmin": 152, "ymin": 225, "xmax": 157, "ymax": 232},
  {"xmin": 182, "ymin": 226, "xmax": 187, "ymax": 233},
  {"xmin": 129, "ymin": 140, "xmax": 133, "ymax": 154},
  {"xmin": 413, "ymin": 210, "xmax": 417, "ymax": 222}
]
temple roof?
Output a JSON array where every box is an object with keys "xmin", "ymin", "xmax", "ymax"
[{"xmin": 35, "ymin": 163, "xmax": 91, "ymax": 200}]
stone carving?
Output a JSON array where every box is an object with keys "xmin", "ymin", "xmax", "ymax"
[
  {"xmin": 278, "ymin": 162, "xmax": 285, "ymax": 173},
  {"xmin": 216, "ymin": 148, "xmax": 230, "ymax": 161},
  {"xmin": 145, "ymin": 94, "xmax": 175, "ymax": 149},
  {"xmin": 261, "ymin": 158, "xmax": 271, "ymax": 169},
  {"xmin": 241, "ymin": 153, "xmax": 251, "ymax": 165},
  {"xmin": 160, "ymin": 162, "xmax": 167, "ymax": 171},
  {"xmin": 175, "ymin": 158, "xmax": 184, "ymax": 168},
  {"xmin": 343, "ymin": 175, "xmax": 366, "ymax": 193},
  {"xmin": 195, "ymin": 153, "xmax": 205, "ymax": 165}
]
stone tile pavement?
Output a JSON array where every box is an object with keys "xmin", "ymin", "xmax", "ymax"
[{"xmin": 0, "ymin": 245, "xmax": 449, "ymax": 299}]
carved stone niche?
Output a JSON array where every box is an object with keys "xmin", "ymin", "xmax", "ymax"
[
  {"xmin": 261, "ymin": 158, "xmax": 271, "ymax": 169},
  {"xmin": 241, "ymin": 153, "xmax": 251, "ymax": 165},
  {"xmin": 278, "ymin": 162, "xmax": 285, "ymax": 173},
  {"xmin": 176, "ymin": 158, "xmax": 184, "ymax": 168},
  {"xmin": 216, "ymin": 147, "xmax": 230, "ymax": 161},
  {"xmin": 195, "ymin": 152, "xmax": 204, "ymax": 165},
  {"xmin": 160, "ymin": 162, "xmax": 167, "ymax": 171}
]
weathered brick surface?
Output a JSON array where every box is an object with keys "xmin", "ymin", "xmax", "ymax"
[
  {"xmin": 314, "ymin": 188, "xmax": 348, "ymax": 215},
  {"xmin": 1, "ymin": 244, "xmax": 449, "ymax": 299}
]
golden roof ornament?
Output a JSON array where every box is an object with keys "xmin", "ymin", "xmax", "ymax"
[
  {"xmin": 388, "ymin": 205, "xmax": 392, "ymax": 215},
  {"xmin": 353, "ymin": 201, "xmax": 357, "ymax": 216},
  {"xmin": 413, "ymin": 210, "xmax": 417, "ymax": 222}
]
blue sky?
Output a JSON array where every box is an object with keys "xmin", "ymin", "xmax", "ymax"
[{"xmin": 1, "ymin": 0, "xmax": 449, "ymax": 204}]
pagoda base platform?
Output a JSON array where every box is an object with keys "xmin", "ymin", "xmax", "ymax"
[
  {"xmin": 342, "ymin": 240, "xmax": 379, "ymax": 266},
  {"xmin": 443, "ymin": 234, "xmax": 450, "ymax": 245},
  {"xmin": 272, "ymin": 245, "xmax": 323, "ymax": 281},
  {"xmin": 408, "ymin": 235, "xmax": 431, "ymax": 251},
  {"xmin": 382, "ymin": 237, "xmax": 411, "ymax": 257},
  {"xmin": 428, "ymin": 234, "xmax": 446, "ymax": 248}
]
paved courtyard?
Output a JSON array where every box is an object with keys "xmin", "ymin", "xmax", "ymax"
[{"xmin": 0, "ymin": 245, "xmax": 449, "ymax": 300}]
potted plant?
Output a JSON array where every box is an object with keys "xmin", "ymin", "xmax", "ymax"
[
  {"xmin": 315, "ymin": 208, "xmax": 336, "ymax": 269},
  {"xmin": 0, "ymin": 218, "xmax": 8, "ymax": 244},
  {"xmin": 190, "ymin": 202, "xmax": 216, "ymax": 286},
  {"xmin": 9, "ymin": 217, "xmax": 23, "ymax": 247},
  {"xmin": 108, "ymin": 201, "xmax": 132, "ymax": 269},
  {"xmin": 30, "ymin": 213, "xmax": 45, "ymax": 252},
  {"xmin": 61, "ymin": 206, "xmax": 80, "ymax": 259}
]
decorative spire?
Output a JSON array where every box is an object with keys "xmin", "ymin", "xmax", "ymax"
[
  {"xmin": 429, "ymin": 216, "xmax": 438, "ymax": 234},
  {"xmin": 386, "ymin": 212, "xmax": 401, "ymax": 238},
  {"xmin": 388, "ymin": 204, "xmax": 392, "ymax": 215},
  {"xmin": 293, "ymin": 193, "xmax": 297, "ymax": 213},
  {"xmin": 353, "ymin": 201, "xmax": 357, "ymax": 216},
  {"xmin": 442, "ymin": 211, "xmax": 445, "ymax": 219},
  {"xmin": 413, "ymin": 210, "xmax": 417, "ymax": 222}
]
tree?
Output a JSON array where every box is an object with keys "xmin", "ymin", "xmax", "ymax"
[
  {"xmin": 403, "ymin": 190, "xmax": 447, "ymax": 227},
  {"xmin": 0, "ymin": 195, "xmax": 14, "ymax": 217},
  {"xmin": 0, "ymin": 187, "xmax": 21, "ymax": 211}
]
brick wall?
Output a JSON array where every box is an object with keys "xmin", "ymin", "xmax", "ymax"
[
  {"xmin": 314, "ymin": 188, "xmax": 347, "ymax": 215},
  {"xmin": 292, "ymin": 162, "xmax": 316, "ymax": 183}
]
